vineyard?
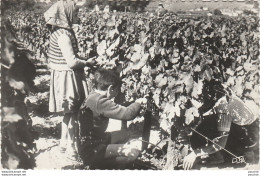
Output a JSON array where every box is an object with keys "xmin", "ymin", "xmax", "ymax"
[{"xmin": 1, "ymin": 6, "xmax": 259, "ymax": 170}]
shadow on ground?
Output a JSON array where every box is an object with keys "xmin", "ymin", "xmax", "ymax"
[
  {"xmin": 34, "ymin": 80, "xmax": 49, "ymax": 93},
  {"xmin": 33, "ymin": 122, "xmax": 61, "ymax": 139},
  {"xmin": 30, "ymin": 98, "xmax": 51, "ymax": 117}
]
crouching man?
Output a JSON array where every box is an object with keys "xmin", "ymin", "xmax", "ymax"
[{"xmin": 183, "ymin": 79, "xmax": 259, "ymax": 170}]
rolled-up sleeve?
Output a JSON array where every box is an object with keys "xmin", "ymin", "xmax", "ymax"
[
  {"xmin": 57, "ymin": 34, "xmax": 86, "ymax": 69},
  {"xmin": 97, "ymin": 96, "xmax": 141, "ymax": 121}
]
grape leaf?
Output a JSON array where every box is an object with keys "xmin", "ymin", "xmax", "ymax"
[
  {"xmin": 244, "ymin": 81, "xmax": 254, "ymax": 90},
  {"xmin": 248, "ymin": 88, "xmax": 260, "ymax": 105},
  {"xmin": 194, "ymin": 65, "xmax": 201, "ymax": 72},
  {"xmin": 174, "ymin": 103, "xmax": 181, "ymax": 117},
  {"xmin": 225, "ymin": 77, "xmax": 235, "ymax": 87},
  {"xmin": 244, "ymin": 62, "xmax": 257, "ymax": 72},
  {"xmin": 191, "ymin": 99, "xmax": 202, "ymax": 109},
  {"xmin": 236, "ymin": 66, "xmax": 243, "ymax": 72},
  {"xmin": 183, "ymin": 74, "xmax": 193, "ymax": 93},
  {"xmin": 226, "ymin": 68, "xmax": 234, "ymax": 76},
  {"xmin": 170, "ymin": 55, "xmax": 180, "ymax": 64},
  {"xmin": 240, "ymin": 32, "xmax": 246, "ymax": 42},
  {"xmin": 153, "ymin": 88, "xmax": 162, "ymax": 107},
  {"xmin": 160, "ymin": 117, "xmax": 171, "ymax": 134},
  {"xmin": 167, "ymin": 76, "xmax": 176, "ymax": 89},
  {"xmin": 158, "ymin": 76, "xmax": 168, "ymax": 88},
  {"xmin": 185, "ymin": 107, "xmax": 199, "ymax": 125},
  {"xmin": 131, "ymin": 52, "xmax": 142, "ymax": 63},
  {"xmin": 142, "ymin": 65, "xmax": 151, "ymax": 75},
  {"xmin": 233, "ymin": 77, "xmax": 244, "ymax": 97},
  {"xmin": 149, "ymin": 46, "xmax": 155, "ymax": 58},
  {"xmin": 203, "ymin": 67, "xmax": 213, "ymax": 81},
  {"xmin": 191, "ymin": 79, "xmax": 203, "ymax": 98},
  {"xmin": 132, "ymin": 53, "xmax": 150, "ymax": 70},
  {"xmin": 161, "ymin": 48, "xmax": 166, "ymax": 56},
  {"xmin": 155, "ymin": 74, "xmax": 165, "ymax": 85},
  {"xmin": 97, "ymin": 40, "xmax": 107, "ymax": 56}
]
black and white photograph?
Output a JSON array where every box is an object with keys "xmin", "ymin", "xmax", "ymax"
[{"xmin": 1, "ymin": 0, "xmax": 259, "ymax": 174}]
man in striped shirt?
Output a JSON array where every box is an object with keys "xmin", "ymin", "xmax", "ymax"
[{"xmin": 183, "ymin": 79, "xmax": 259, "ymax": 170}]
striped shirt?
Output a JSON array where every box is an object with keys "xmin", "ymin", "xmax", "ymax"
[
  {"xmin": 48, "ymin": 28, "xmax": 78, "ymax": 70},
  {"xmin": 213, "ymin": 95, "xmax": 257, "ymax": 132}
]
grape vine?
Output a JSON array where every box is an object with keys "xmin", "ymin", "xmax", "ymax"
[{"xmin": 5, "ymin": 9, "xmax": 259, "ymax": 169}]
